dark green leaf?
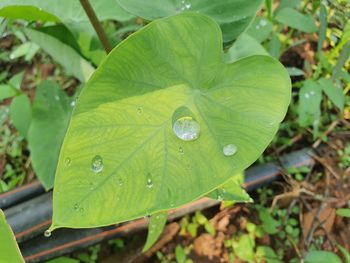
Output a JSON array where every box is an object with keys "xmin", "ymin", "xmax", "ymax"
[
  {"xmin": 116, "ymin": 0, "xmax": 263, "ymax": 42},
  {"xmin": 28, "ymin": 81, "xmax": 72, "ymax": 189},
  {"xmin": 10, "ymin": 94, "xmax": 32, "ymax": 137},
  {"xmin": 317, "ymin": 4, "xmax": 327, "ymax": 55}
]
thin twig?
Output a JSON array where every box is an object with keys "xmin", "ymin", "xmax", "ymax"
[{"xmin": 79, "ymin": 0, "xmax": 112, "ymax": 53}]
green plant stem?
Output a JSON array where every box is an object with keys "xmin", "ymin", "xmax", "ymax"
[{"xmin": 79, "ymin": 0, "xmax": 112, "ymax": 53}]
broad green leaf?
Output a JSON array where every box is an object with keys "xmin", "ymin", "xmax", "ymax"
[
  {"xmin": 224, "ymin": 34, "xmax": 269, "ymax": 63},
  {"xmin": 0, "ymin": 84, "xmax": 18, "ymax": 101},
  {"xmin": 276, "ymin": 8, "xmax": 317, "ymax": 33},
  {"xmin": 0, "ymin": 0, "xmax": 134, "ymax": 23},
  {"xmin": 116, "ymin": 0, "xmax": 263, "ymax": 42},
  {"xmin": 256, "ymin": 246, "xmax": 282, "ymax": 263},
  {"xmin": 246, "ymin": 17, "xmax": 273, "ymax": 43},
  {"xmin": 318, "ymin": 78, "xmax": 344, "ymax": 111},
  {"xmin": 336, "ymin": 208, "xmax": 350, "ymax": 218},
  {"xmin": 298, "ymin": 80, "xmax": 322, "ymax": 127},
  {"xmin": 50, "ymin": 13, "xmax": 291, "ymax": 230},
  {"xmin": 0, "ymin": 210, "xmax": 24, "ymax": 263},
  {"xmin": 304, "ymin": 251, "xmax": 342, "ymax": 263},
  {"xmin": 143, "ymin": 212, "xmax": 167, "ymax": 252},
  {"xmin": 24, "ymin": 28, "xmax": 94, "ymax": 83},
  {"xmin": 276, "ymin": 0, "xmax": 300, "ymax": 11},
  {"xmin": 0, "ymin": 4, "xmax": 59, "ymax": 22},
  {"xmin": 28, "ymin": 81, "xmax": 72, "ymax": 189},
  {"xmin": 10, "ymin": 93, "xmax": 32, "ymax": 137}
]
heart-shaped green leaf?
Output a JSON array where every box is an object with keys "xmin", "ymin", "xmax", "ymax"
[
  {"xmin": 50, "ymin": 13, "xmax": 290, "ymax": 231},
  {"xmin": 116, "ymin": 0, "xmax": 263, "ymax": 42}
]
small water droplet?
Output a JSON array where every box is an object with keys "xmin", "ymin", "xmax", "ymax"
[
  {"xmin": 137, "ymin": 107, "xmax": 143, "ymax": 115},
  {"xmin": 223, "ymin": 144, "xmax": 238, "ymax": 157},
  {"xmin": 74, "ymin": 203, "xmax": 79, "ymax": 210},
  {"xmin": 146, "ymin": 178, "xmax": 153, "ymax": 189},
  {"xmin": 70, "ymin": 100, "xmax": 76, "ymax": 107},
  {"xmin": 179, "ymin": 146, "xmax": 184, "ymax": 154},
  {"xmin": 304, "ymin": 93, "xmax": 310, "ymax": 99},
  {"xmin": 54, "ymin": 95, "xmax": 60, "ymax": 101},
  {"xmin": 259, "ymin": 19, "xmax": 268, "ymax": 27},
  {"xmin": 79, "ymin": 207, "xmax": 84, "ymax": 213},
  {"xmin": 118, "ymin": 178, "xmax": 124, "ymax": 186},
  {"xmin": 309, "ymin": 91, "xmax": 316, "ymax": 96},
  {"xmin": 64, "ymin": 157, "xmax": 71, "ymax": 166},
  {"xmin": 173, "ymin": 117, "xmax": 200, "ymax": 141},
  {"xmin": 91, "ymin": 155, "xmax": 103, "ymax": 173},
  {"xmin": 255, "ymin": 25, "xmax": 260, "ymax": 29},
  {"xmin": 44, "ymin": 230, "xmax": 51, "ymax": 237},
  {"xmin": 185, "ymin": 3, "xmax": 191, "ymax": 9}
]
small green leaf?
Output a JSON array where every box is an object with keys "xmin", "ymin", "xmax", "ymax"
[
  {"xmin": 256, "ymin": 246, "xmax": 282, "ymax": 263},
  {"xmin": 143, "ymin": 212, "xmax": 167, "ymax": 252},
  {"xmin": 24, "ymin": 28, "xmax": 94, "ymax": 83},
  {"xmin": 298, "ymin": 80, "xmax": 322, "ymax": 128},
  {"xmin": 318, "ymin": 78, "xmax": 344, "ymax": 111},
  {"xmin": 10, "ymin": 42, "xmax": 39, "ymax": 61},
  {"xmin": 204, "ymin": 221, "xmax": 216, "ymax": 236},
  {"xmin": 276, "ymin": 8, "xmax": 317, "ymax": 33},
  {"xmin": 258, "ymin": 207, "xmax": 279, "ymax": 234},
  {"xmin": 116, "ymin": 0, "xmax": 264, "ymax": 42},
  {"xmin": 286, "ymin": 67, "xmax": 304, "ymax": 76},
  {"xmin": 50, "ymin": 13, "xmax": 290, "ymax": 230},
  {"xmin": 304, "ymin": 251, "xmax": 342, "ymax": 263},
  {"xmin": 0, "ymin": 210, "xmax": 24, "ymax": 263},
  {"xmin": 28, "ymin": 81, "xmax": 72, "ymax": 189},
  {"xmin": 234, "ymin": 234, "xmax": 255, "ymax": 262},
  {"xmin": 332, "ymin": 41, "xmax": 350, "ymax": 80},
  {"xmin": 10, "ymin": 94, "xmax": 32, "ymax": 137},
  {"xmin": 175, "ymin": 245, "xmax": 186, "ymax": 263},
  {"xmin": 336, "ymin": 208, "xmax": 350, "ymax": 218},
  {"xmin": 224, "ymin": 34, "xmax": 269, "ymax": 63},
  {"xmin": 0, "ymin": 84, "xmax": 18, "ymax": 101}
]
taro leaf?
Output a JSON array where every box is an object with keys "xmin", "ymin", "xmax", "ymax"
[
  {"xmin": 0, "ymin": 210, "xmax": 24, "ymax": 263},
  {"xmin": 0, "ymin": 0, "xmax": 133, "ymax": 24},
  {"xmin": 50, "ymin": 13, "xmax": 290, "ymax": 230},
  {"xmin": 28, "ymin": 81, "xmax": 72, "ymax": 189},
  {"xmin": 275, "ymin": 8, "xmax": 317, "ymax": 33},
  {"xmin": 116, "ymin": 0, "xmax": 263, "ymax": 42},
  {"xmin": 223, "ymin": 33, "xmax": 269, "ymax": 64},
  {"xmin": 24, "ymin": 28, "xmax": 94, "ymax": 83},
  {"xmin": 143, "ymin": 212, "xmax": 167, "ymax": 252},
  {"xmin": 10, "ymin": 94, "xmax": 32, "ymax": 137}
]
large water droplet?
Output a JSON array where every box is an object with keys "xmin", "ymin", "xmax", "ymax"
[
  {"xmin": 173, "ymin": 117, "xmax": 200, "ymax": 141},
  {"xmin": 44, "ymin": 230, "xmax": 51, "ymax": 237},
  {"xmin": 91, "ymin": 155, "xmax": 103, "ymax": 173},
  {"xmin": 223, "ymin": 144, "xmax": 238, "ymax": 156}
]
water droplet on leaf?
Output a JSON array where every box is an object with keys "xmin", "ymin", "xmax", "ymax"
[
  {"xmin": 64, "ymin": 157, "xmax": 71, "ymax": 166},
  {"xmin": 91, "ymin": 155, "xmax": 103, "ymax": 173},
  {"xmin": 44, "ymin": 230, "xmax": 51, "ymax": 237},
  {"xmin": 137, "ymin": 107, "xmax": 143, "ymax": 115},
  {"xmin": 173, "ymin": 117, "xmax": 200, "ymax": 141},
  {"xmin": 223, "ymin": 144, "xmax": 238, "ymax": 156},
  {"xmin": 179, "ymin": 147, "xmax": 184, "ymax": 154},
  {"xmin": 146, "ymin": 178, "xmax": 153, "ymax": 189}
]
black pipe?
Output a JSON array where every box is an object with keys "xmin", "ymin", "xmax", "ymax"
[
  {"xmin": 2, "ymin": 148, "xmax": 314, "ymax": 262},
  {"xmin": 0, "ymin": 181, "xmax": 45, "ymax": 210}
]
